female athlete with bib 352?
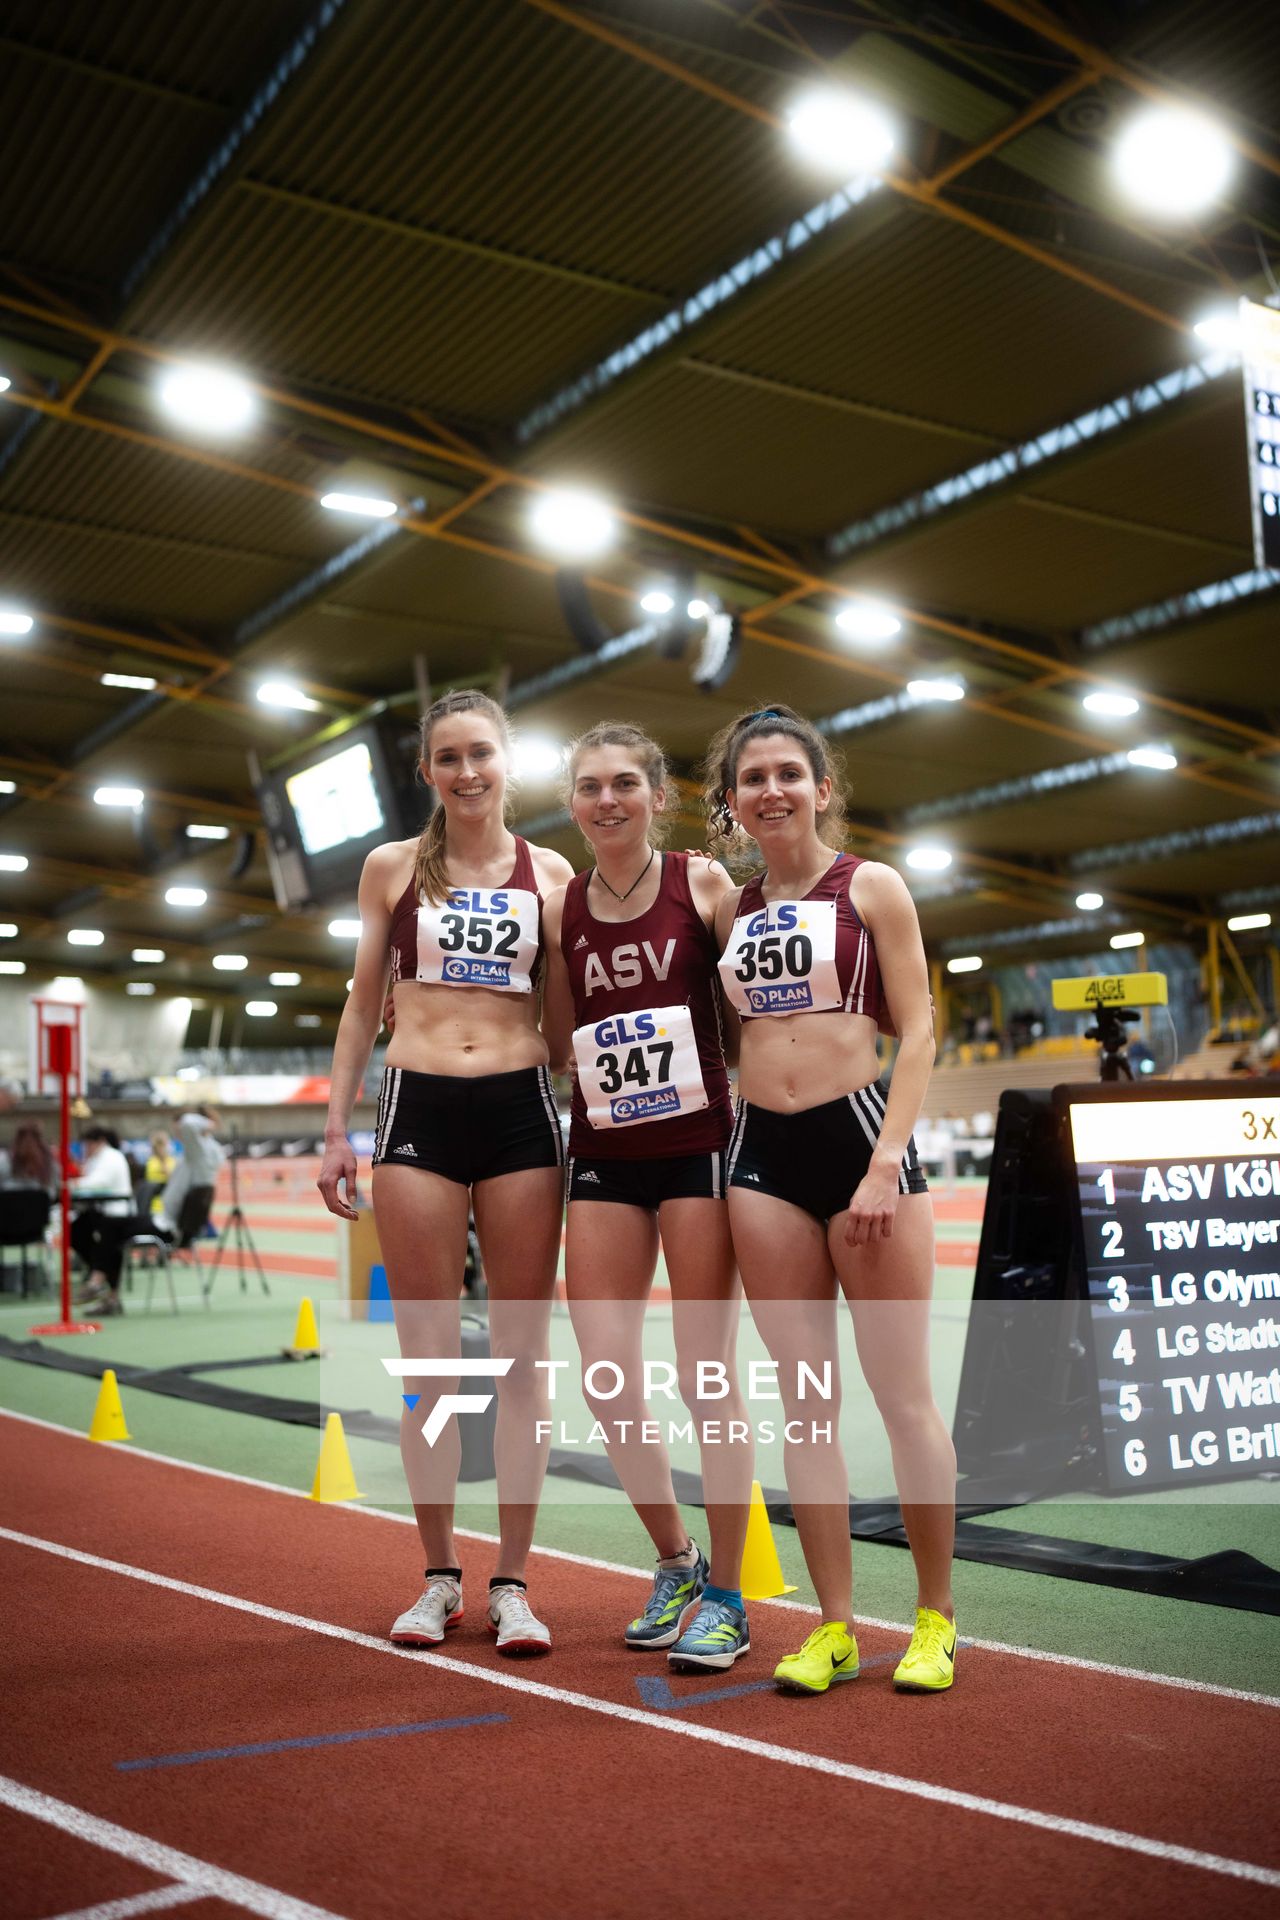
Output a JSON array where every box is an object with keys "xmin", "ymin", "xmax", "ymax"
[
  {"xmin": 705, "ymin": 704, "xmax": 957, "ymax": 1697},
  {"xmin": 541, "ymin": 723, "xmax": 754, "ymax": 1671},
  {"xmin": 319, "ymin": 690, "xmax": 573, "ymax": 1655}
]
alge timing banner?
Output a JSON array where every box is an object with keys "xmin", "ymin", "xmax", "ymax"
[{"xmin": 1070, "ymin": 1094, "xmax": 1280, "ymax": 1491}]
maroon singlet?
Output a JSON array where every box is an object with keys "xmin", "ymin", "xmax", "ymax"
[
  {"xmin": 732, "ymin": 852, "xmax": 890, "ymax": 1029},
  {"xmin": 561, "ymin": 852, "xmax": 732, "ymax": 1159},
  {"xmin": 387, "ymin": 835, "xmax": 544, "ymax": 990}
]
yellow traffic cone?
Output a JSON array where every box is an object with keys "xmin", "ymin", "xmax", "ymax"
[
  {"xmin": 310, "ymin": 1412, "xmax": 362, "ymax": 1502},
  {"xmin": 284, "ymin": 1295, "xmax": 322, "ymax": 1358},
  {"xmin": 740, "ymin": 1479, "xmax": 797, "ymax": 1600},
  {"xmin": 88, "ymin": 1369, "xmax": 131, "ymax": 1445}
]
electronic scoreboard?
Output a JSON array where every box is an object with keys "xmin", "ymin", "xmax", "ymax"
[
  {"xmin": 1066, "ymin": 1083, "xmax": 1280, "ymax": 1492},
  {"xmin": 953, "ymin": 980, "xmax": 1280, "ymax": 1496}
]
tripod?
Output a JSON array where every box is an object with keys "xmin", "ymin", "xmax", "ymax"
[{"xmin": 202, "ymin": 1125, "xmax": 270, "ymax": 1302}]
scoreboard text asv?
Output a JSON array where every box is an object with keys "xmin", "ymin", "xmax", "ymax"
[{"xmin": 1068, "ymin": 1092, "xmax": 1280, "ymax": 1492}]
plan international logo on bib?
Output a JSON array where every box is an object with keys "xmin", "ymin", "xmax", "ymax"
[
  {"xmin": 746, "ymin": 981, "xmax": 813, "ymax": 1013},
  {"xmin": 442, "ymin": 956, "xmax": 512, "ymax": 986},
  {"xmin": 611, "ymin": 1087, "xmax": 681, "ymax": 1124}
]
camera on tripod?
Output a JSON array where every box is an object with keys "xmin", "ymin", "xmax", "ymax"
[{"xmin": 1051, "ymin": 971, "xmax": 1169, "ymax": 1083}]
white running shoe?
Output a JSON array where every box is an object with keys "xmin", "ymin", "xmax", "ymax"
[
  {"xmin": 487, "ymin": 1584, "xmax": 551, "ymax": 1656},
  {"xmin": 389, "ymin": 1577, "xmax": 464, "ymax": 1646}
]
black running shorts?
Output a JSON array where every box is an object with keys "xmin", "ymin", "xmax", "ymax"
[
  {"xmin": 372, "ymin": 1064, "xmax": 565, "ymax": 1185},
  {"xmin": 726, "ymin": 1080, "xmax": 927, "ymax": 1224},
  {"xmin": 567, "ymin": 1149, "xmax": 727, "ymax": 1210}
]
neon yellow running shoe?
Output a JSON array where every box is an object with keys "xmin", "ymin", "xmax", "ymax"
[
  {"xmin": 893, "ymin": 1607, "xmax": 957, "ymax": 1692},
  {"xmin": 773, "ymin": 1622, "xmax": 859, "ymax": 1695}
]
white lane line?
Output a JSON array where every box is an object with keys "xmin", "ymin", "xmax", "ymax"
[
  {"xmin": 2, "ymin": 1525, "xmax": 1277, "ymax": 1892},
  {"xmin": 1, "ymin": 1407, "xmax": 1276, "ymax": 1712},
  {"xmin": 44, "ymin": 1885, "xmax": 206, "ymax": 1920},
  {"xmin": 0, "ymin": 1775, "xmax": 350, "ymax": 1920}
]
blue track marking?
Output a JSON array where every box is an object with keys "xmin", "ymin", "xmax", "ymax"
[
  {"xmin": 117, "ymin": 1713, "xmax": 508, "ymax": 1771},
  {"xmin": 636, "ymin": 1650, "xmax": 901, "ymax": 1711}
]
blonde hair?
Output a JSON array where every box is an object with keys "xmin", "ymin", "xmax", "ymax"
[
  {"xmin": 564, "ymin": 722, "xmax": 671, "ymax": 850},
  {"xmin": 413, "ymin": 689, "xmax": 512, "ymax": 905},
  {"xmin": 701, "ymin": 703, "xmax": 847, "ymax": 863}
]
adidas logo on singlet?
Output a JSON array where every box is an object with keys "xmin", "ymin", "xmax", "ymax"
[
  {"xmin": 573, "ymin": 935, "xmax": 588, "ymax": 950},
  {"xmin": 392, "ymin": 1142, "xmax": 418, "ymax": 1158}
]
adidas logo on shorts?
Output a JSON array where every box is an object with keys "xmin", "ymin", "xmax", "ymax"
[
  {"xmin": 742, "ymin": 1171, "xmax": 760, "ymax": 1182},
  {"xmin": 573, "ymin": 935, "xmax": 588, "ymax": 950},
  {"xmin": 392, "ymin": 1142, "xmax": 418, "ymax": 1158},
  {"xmin": 576, "ymin": 1168, "xmax": 600, "ymax": 1184}
]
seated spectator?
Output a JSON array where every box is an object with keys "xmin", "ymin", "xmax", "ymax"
[
  {"xmin": 70, "ymin": 1125, "xmax": 146, "ymax": 1316},
  {"xmin": 4, "ymin": 1122, "xmax": 58, "ymax": 1195},
  {"xmin": 157, "ymin": 1107, "xmax": 224, "ymax": 1246}
]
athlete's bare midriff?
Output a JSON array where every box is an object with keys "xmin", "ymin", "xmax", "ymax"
[
  {"xmin": 382, "ymin": 846, "xmax": 550, "ymax": 1079},
  {"xmin": 736, "ymin": 1007, "xmax": 881, "ymax": 1113}
]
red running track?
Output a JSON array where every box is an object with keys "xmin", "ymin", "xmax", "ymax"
[{"xmin": 4, "ymin": 1415, "xmax": 1275, "ymax": 1920}]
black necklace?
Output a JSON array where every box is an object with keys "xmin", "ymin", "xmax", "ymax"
[{"xmin": 592, "ymin": 846, "xmax": 656, "ymax": 902}]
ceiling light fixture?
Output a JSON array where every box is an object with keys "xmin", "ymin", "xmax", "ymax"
[
  {"xmin": 67, "ymin": 929, "xmax": 104, "ymax": 946},
  {"xmin": 245, "ymin": 1000, "xmax": 277, "ymax": 1017},
  {"xmin": 1192, "ymin": 306, "xmax": 1242, "ymax": 353},
  {"xmin": 946, "ymin": 956, "xmax": 982, "ymax": 974},
  {"xmin": 1113, "ymin": 106, "xmax": 1233, "ymax": 217},
  {"xmin": 1075, "ymin": 892, "xmax": 1105, "ymax": 912},
  {"xmin": 835, "ymin": 599, "xmax": 901, "ymax": 643},
  {"xmin": 158, "ymin": 362, "xmax": 257, "ymax": 435},
  {"xmin": 93, "ymin": 786, "xmax": 144, "ymax": 808},
  {"xmin": 0, "ymin": 780, "xmax": 14, "ymax": 794},
  {"xmin": 1110, "ymin": 931, "xmax": 1145, "ymax": 950},
  {"xmin": 1082, "ymin": 690, "xmax": 1140, "ymax": 718},
  {"xmin": 327, "ymin": 919, "xmax": 362, "ymax": 939},
  {"xmin": 125, "ymin": 982, "xmax": 156, "ymax": 996},
  {"xmin": 319, "ymin": 491, "xmax": 398, "ymax": 519},
  {"xmin": 0, "ymin": 924, "xmax": 15, "ymax": 938},
  {"xmin": 1227, "ymin": 912, "xmax": 1272, "ymax": 932},
  {"xmin": 100, "ymin": 672, "xmax": 158, "ymax": 691},
  {"xmin": 787, "ymin": 87, "xmax": 896, "ymax": 176},
  {"xmin": 270, "ymin": 971, "xmax": 302, "ymax": 986},
  {"xmin": 905, "ymin": 846, "xmax": 953, "ymax": 872},
  {"xmin": 0, "ymin": 853, "xmax": 30, "ymax": 872},
  {"xmin": 165, "ymin": 886, "xmax": 207, "ymax": 907},
  {"xmin": 257, "ymin": 681, "xmax": 320, "ymax": 712},
  {"xmin": 640, "ymin": 589, "xmax": 674, "ymax": 615},
  {"xmin": 513, "ymin": 738, "xmax": 564, "ymax": 780},
  {"xmin": 528, "ymin": 488, "xmax": 616, "ymax": 559},
  {"xmin": 907, "ymin": 678, "xmax": 965, "ymax": 703},
  {"xmin": 212, "ymin": 954, "xmax": 248, "ymax": 971},
  {"xmin": 296, "ymin": 1013, "xmax": 322, "ymax": 1028},
  {"xmin": 1126, "ymin": 745, "xmax": 1178, "ymax": 771},
  {"xmin": 132, "ymin": 948, "xmax": 165, "ymax": 963},
  {"xmin": 0, "ymin": 607, "xmax": 35, "ymax": 636},
  {"xmin": 0, "ymin": 960, "xmax": 26, "ymax": 975}
]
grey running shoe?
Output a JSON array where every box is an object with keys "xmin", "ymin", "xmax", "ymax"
[
  {"xmin": 624, "ymin": 1544, "xmax": 709, "ymax": 1649},
  {"xmin": 487, "ymin": 1584, "xmax": 551, "ymax": 1655},
  {"xmin": 389, "ymin": 1578, "xmax": 463, "ymax": 1645},
  {"xmin": 668, "ymin": 1595, "xmax": 750, "ymax": 1672}
]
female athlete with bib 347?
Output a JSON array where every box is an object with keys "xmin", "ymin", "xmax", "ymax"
[
  {"xmin": 318, "ymin": 690, "xmax": 573, "ymax": 1655},
  {"xmin": 541, "ymin": 723, "xmax": 754, "ymax": 1672},
  {"xmin": 706, "ymin": 704, "xmax": 957, "ymax": 1697}
]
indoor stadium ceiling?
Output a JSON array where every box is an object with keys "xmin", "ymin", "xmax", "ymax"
[{"xmin": 0, "ymin": 0, "xmax": 1278, "ymax": 1027}]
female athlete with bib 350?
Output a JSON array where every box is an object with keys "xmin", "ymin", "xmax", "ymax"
[
  {"xmin": 319, "ymin": 690, "xmax": 573, "ymax": 1655},
  {"xmin": 541, "ymin": 723, "xmax": 754, "ymax": 1672},
  {"xmin": 706, "ymin": 703, "xmax": 957, "ymax": 1698}
]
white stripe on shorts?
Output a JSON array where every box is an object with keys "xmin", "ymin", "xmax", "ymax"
[
  {"xmin": 376, "ymin": 1067, "xmax": 403, "ymax": 1163},
  {"xmin": 536, "ymin": 1065, "xmax": 565, "ymax": 1165},
  {"xmin": 726, "ymin": 1100, "xmax": 749, "ymax": 1182},
  {"xmin": 709, "ymin": 1151, "xmax": 722, "ymax": 1201}
]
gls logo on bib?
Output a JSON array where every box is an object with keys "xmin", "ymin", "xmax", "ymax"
[
  {"xmin": 719, "ymin": 898, "xmax": 842, "ymax": 1018},
  {"xmin": 572, "ymin": 1004, "xmax": 707, "ymax": 1130}
]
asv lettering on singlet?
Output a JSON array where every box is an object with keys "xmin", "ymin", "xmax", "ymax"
[
  {"xmin": 718, "ymin": 899, "xmax": 841, "ymax": 1018},
  {"xmin": 416, "ymin": 886, "xmax": 539, "ymax": 991},
  {"xmin": 582, "ymin": 939, "xmax": 676, "ymax": 997},
  {"xmin": 572, "ymin": 1005, "xmax": 707, "ymax": 1128}
]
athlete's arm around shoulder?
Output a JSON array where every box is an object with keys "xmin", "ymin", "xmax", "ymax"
[
  {"xmin": 318, "ymin": 842, "xmax": 400, "ymax": 1219},
  {"xmin": 687, "ymin": 854, "xmax": 736, "ymax": 930},
  {"xmin": 538, "ymin": 882, "xmax": 574, "ymax": 1073},
  {"xmin": 711, "ymin": 879, "xmax": 745, "ymax": 1067},
  {"xmin": 528, "ymin": 842, "xmax": 575, "ymax": 896}
]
